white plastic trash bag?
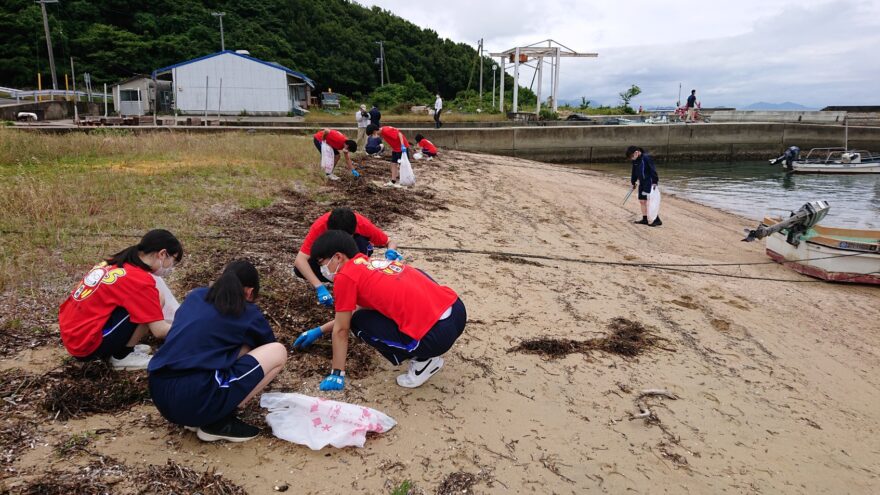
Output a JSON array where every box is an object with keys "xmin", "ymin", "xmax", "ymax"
[
  {"xmin": 398, "ymin": 152, "xmax": 416, "ymax": 186},
  {"xmin": 151, "ymin": 274, "xmax": 179, "ymax": 323},
  {"xmin": 647, "ymin": 185, "xmax": 662, "ymax": 223},
  {"xmin": 260, "ymin": 393, "xmax": 397, "ymax": 450},
  {"xmin": 320, "ymin": 142, "xmax": 336, "ymax": 174}
]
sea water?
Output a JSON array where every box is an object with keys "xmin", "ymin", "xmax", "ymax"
[{"xmin": 575, "ymin": 161, "xmax": 880, "ymax": 229}]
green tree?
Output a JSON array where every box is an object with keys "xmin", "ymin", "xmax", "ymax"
[{"xmin": 618, "ymin": 84, "xmax": 642, "ymax": 112}]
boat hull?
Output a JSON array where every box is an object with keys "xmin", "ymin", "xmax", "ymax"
[
  {"xmin": 791, "ymin": 162, "xmax": 880, "ymax": 173},
  {"xmin": 765, "ymin": 233, "xmax": 880, "ymax": 284}
]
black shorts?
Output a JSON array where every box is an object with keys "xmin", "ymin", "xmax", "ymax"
[
  {"xmin": 313, "ymin": 137, "xmax": 339, "ymax": 155},
  {"xmin": 423, "ymin": 150, "xmax": 437, "ymax": 157},
  {"xmin": 77, "ymin": 307, "xmax": 137, "ymax": 361},
  {"xmin": 149, "ymin": 354, "xmax": 264, "ymax": 427},
  {"xmin": 637, "ymin": 183, "xmax": 653, "ymax": 200},
  {"xmin": 294, "ymin": 234, "xmax": 374, "ymax": 283},
  {"xmin": 352, "ymin": 298, "xmax": 467, "ymax": 365},
  {"xmin": 390, "ymin": 150, "xmax": 410, "ymax": 163}
]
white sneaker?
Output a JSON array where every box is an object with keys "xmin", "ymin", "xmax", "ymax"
[
  {"xmin": 396, "ymin": 356, "xmax": 444, "ymax": 388},
  {"xmin": 427, "ymin": 156, "xmax": 434, "ymax": 161},
  {"xmin": 392, "ymin": 182, "xmax": 403, "ymax": 189},
  {"xmin": 110, "ymin": 352, "xmax": 151, "ymax": 370},
  {"xmin": 382, "ymin": 181, "xmax": 396, "ymax": 188},
  {"xmin": 326, "ymin": 173, "xmax": 341, "ymax": 181},
  {"xmin": 133, "ymin": 344, "xmax": 152, "ymax": 356}
]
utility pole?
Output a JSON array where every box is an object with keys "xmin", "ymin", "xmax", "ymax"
[
  {"xmin": 492, "ymin": 63, "xmax": 497, "ymax": 109},
  {"xmin": 375, "ymin": 41, "xmax": 385, "ymax": 86},
  {"xmin": 37, "ymin": 0, "xmax": 59, "ymax": 91},
  {"xmin": 478, "ymin": 38, "xmax": 484, "ymax": 104},
  {"xmin": 212, "ymin": 12, "xmax": 225, "ymax": 51}
]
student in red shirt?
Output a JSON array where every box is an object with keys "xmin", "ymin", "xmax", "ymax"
[
  {"xmin": 58, "ymin": 229, "xmax": 183, "ymax": 370},
  {"xmin": 292, "ymin": 230, "xmax": 466, "ymax": 390},
  {"xmin": 293, "ymin": 207, "xmax": 402, "ymax": 307},
  {"xmin": 413, "ymin": 134, "xmax": 438, "ymax": 160},
  {"xmin": 313, "ymin": 128, "xmax": 359, "ymax": 181},
  {"xmin": 365, "ymin": 124, "xmax": 410, "ymax": 188}
]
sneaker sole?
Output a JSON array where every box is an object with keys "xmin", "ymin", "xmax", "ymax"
[
  {"xmin": 196, "ymin": 429, "xmax": 258, "ymax": 443},
  {"xmin": 184, "ymin": 426, "xmax": 198, "ymax": 432}
]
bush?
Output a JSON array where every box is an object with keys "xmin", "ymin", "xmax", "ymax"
[{"xmin": 539, "ymin": 108, "xmax": 559, "ymax": 121}]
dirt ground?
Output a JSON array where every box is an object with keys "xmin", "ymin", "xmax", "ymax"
[{"xmin": 2, "ymin": 151, "xmax": 880, "ymax": 494}]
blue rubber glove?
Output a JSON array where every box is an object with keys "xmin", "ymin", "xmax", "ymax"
[
  {"xmin": 352, "ymin": 169, "xmax": 360, "ymax": 178},
  {"xmin": 401, "ymin": 145, "xmax": 407, "ymax": 154},
  {"xmin": 293, "ymin": 327, "xmax": 322, "ymax": 350},
  {"xmin": 319, "ymin": 373, "xmax": 345, "ymax": 391},
  {"xmin": 385, "ymin": 248, "xmax": 403, "ymax": 261},
  {"xmin": 315, "ymin": 285, "xmax": 334, "ymax": 307}
]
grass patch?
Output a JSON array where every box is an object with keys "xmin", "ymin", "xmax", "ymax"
[{"xmin": 304, "ymin": 110, "xmax": 506, "ymax": 124}]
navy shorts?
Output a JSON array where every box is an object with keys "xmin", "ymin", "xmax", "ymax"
[
  {"xmin": 423, "ymin": 150, "xmax": 437, "ymax": 157},
  {"xmin": 390, "ymin": 150, "xmax": 410, "ymax": 163},
  {"xmin": 149, "ymin": 354, "xmax": 265, "ymax": 427},
  {"xmin": 294, "ymin": 234, "xmax": 374, "ymax": 283},
  {"xmin": 637, "ymin": 182, "xmax": 653, "ymax": 200},
  {"xmin": 78, "ymin": 307, "xmax": 137, "ymax": 361},
  {"xmin": 313, "ymin": 137, "xmax": 339, "ymax": 155},
  {"xmin": 352, "ymin": 298, "xmax": 467, "ymax": 365},
  {"xmin": 365, "ymin": 146, "xmax": 382, "ymax": 155}
]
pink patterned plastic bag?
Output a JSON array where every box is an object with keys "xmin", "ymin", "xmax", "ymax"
[{"xmin": 260, "ymin": 393, "xmax": 397, "ymax": 450}]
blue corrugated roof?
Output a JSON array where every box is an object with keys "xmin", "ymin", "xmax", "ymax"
[{"xmin": 151, "ymin": 51, "xmax": 315, "ymax": 88}]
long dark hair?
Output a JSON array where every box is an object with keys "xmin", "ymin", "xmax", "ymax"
[
  {"xmin": 106, "ymin": 229, "xmax": 183, "ymax": 271},
  {"xmin": 205, "ymin": 260, "xmax": 260, "ymax": 317}
]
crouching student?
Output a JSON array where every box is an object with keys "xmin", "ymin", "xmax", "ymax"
[
  {"xmin": 365, "ymin": 134, "xmax": 384, "ymax": 157},
  {"xmin": 366, "ymin": 124, "xmax": 410, "ymax": 187},
  {"xmin": 148, "ymin": 260, "xmax": 286, "ymax": 442},
  {"xmin": 313, "ymin": 128, "xmax": 359, "ymax": 180},
  {"xmin": 59, "ymin": 229, "xmax": 183, "ymax": 370},
  {"xmin": 414, "ymin": 134, "xmax": 438, "ymax": 160},
  {"xmin": 294, "ymin": 207, "xmax": 402, "ymax": 308},
  {"xmin": 292, "ymin": 230, "xmax": 466, "ymax": 390}
]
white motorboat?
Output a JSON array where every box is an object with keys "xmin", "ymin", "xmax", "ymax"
[{"xmin": 789, "ymin": 148, "xmax": 880, "ymax": 174}]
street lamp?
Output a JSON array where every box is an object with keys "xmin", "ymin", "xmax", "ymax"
[
  {"xmin": 492, "ymin": 64, "xmax": 498, "ymax": 109},
  {"xmin": 211, "ymin": 12, "xmax": 225, "ymax": 51}
]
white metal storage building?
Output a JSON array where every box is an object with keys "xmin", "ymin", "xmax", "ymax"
[{"xmin": 151, "ymin": 50, "xmax": 315, "ymax": 116}]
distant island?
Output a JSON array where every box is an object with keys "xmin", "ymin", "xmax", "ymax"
[{"xmin": 741, "ymin": 101, "xmax": 816, "ymax": 111}]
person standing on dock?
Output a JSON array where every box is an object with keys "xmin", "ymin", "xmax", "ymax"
[
  {"xmin": 685, "ymin": 90, "xmax": 697, "ymax": 123},
  {"xmin": 626, "ymin": 146, "xmax": 662, "ymax": 226},
  {"xmin": 369, "ymin": 104, "xmax": 382, "ymax": 128},
  {"xmin": 434, "ymin": 94, "xmax": 443, "ymax": 128}
]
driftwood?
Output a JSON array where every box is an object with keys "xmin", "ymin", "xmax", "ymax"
[{"xmin": 629, "ymin": 389, "xmax": 679, "ymax": 421}]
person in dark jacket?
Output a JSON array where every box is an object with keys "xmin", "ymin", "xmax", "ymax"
[
  {"xmin": 626, "ymin": 145, "xmax": 661, "ymax": 226},
  {"xmin": 369, "ymin": 104, "xmax": 381, "ymax": 127}
]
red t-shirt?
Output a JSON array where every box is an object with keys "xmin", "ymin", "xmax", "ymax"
[
  {"xmin": 313, "ymin": 130, "xmax": 347, "ymax": 151},
  {"xmin": 379, "ymin": 126, "xmax": 410, "ymax": 152},
  {"xmin": 58, "ymin": 262, "xmax": 164, "ymax": 357},
  {"xmin": 333, "ymin": 254, "xmax": 458, "ymax": 340},
  {"xmin": 299, "ymin": 211, "xmax": 389, "ymax": 256},
  {"xmin": 418, "ymin": 138, "xmax": 437, "ymax": 155}
]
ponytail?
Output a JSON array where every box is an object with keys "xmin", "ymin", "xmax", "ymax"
[
  {"xmin": 205, "ymin": 260, "xmax": 260, "ymax": 317},
  {"xmin": 106, "ymin": 229, "xmax": 183, "ymax": 270}
]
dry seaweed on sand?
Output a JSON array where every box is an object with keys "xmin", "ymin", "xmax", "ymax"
[
  {"xmin": 0, "ymin": 319, "xmax": 55, "ymax": 358},
  {"xmin": 435, "ymin": 471, "xmax": 479, "ymax": 495},
  {"xmin": 41, "ymin": 360, "xmax": 150, "ymax": 421},
  {"xmin": 285, "ymin": 339, "xmax": 379, "ymax": 380},
  {"xmin": 508, "ymin": 317, "xmax": 666, "ymax": 359},
  {"xmin": 14, "ymin": 458, "xmax": 247, "ymax": 495}
]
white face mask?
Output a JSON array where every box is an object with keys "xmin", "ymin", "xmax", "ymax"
[
  {"xmin": 154, "ymin": 253, "xmax": 175, "ymax": 278},
  {"xmin": 320, "ymin": 256, "xmax": 339, "ymax": 281}
]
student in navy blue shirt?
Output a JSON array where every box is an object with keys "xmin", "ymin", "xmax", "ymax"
[
  {"xmin": 148, "ymin": 260, "xmax": 286, "ymax": 442},
  {"xmin": 365, "ymin": 135, "xmax": 384, "ymax": 156},
  {"xmin": 626, "ymin": 145, "xmax": 661, "ymax": 226}
]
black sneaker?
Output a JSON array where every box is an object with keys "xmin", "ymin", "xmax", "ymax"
[
  {"xmin": 197, "ymin": 415, "xmax": 260, "ymax": 443},
  {"xmin": 634, "ymin": 217, "xmax": 649, "ymax": 225},
  {"xmin": 650, "ymin": 217, "xmax": 663, "ymax": 227}
]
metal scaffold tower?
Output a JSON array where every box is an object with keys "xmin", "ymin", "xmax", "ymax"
[{"xmin": 490, "ymin": 40, "xmax": 597, "ymax": 114}]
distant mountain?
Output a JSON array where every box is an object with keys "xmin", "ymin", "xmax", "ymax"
[{"xmin": 742, "ymin": 101, "xmax": 816, "ymax": 111}]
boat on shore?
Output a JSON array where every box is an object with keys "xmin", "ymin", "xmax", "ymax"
[{"xmin": 743, "ymin": 201, "xmax": 880, "ymax": 284}]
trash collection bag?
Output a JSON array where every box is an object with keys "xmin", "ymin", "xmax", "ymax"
[
  {"xmin": 260, "ymin": 393, "xmax": 397, "ymax": 450},
  {"xmin": 152, "ymin": 274, "xmax": 179, "ymax": 323},
  {"xmin": 647, "ymin": 186, "xmax": 661, "ymax": 223},
  {"xmin": 398, "ymin": 152, "xmax": 416, "ymax": 186},
  {"xmin": 320, "ymin": 142, "xmax": 336, "ymax": 174}
]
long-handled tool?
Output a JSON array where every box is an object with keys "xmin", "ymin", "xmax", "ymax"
[{"xmin": 622, "ymin": 187, "xmax": 635, "ymax": 205}]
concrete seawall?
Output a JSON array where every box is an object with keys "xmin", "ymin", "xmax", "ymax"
[{"xmin": 16, "ymin": 122, "xmax": 880, "ymax": 163}]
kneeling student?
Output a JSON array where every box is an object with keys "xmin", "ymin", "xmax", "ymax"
[
  {"xmin": 413, "ymin": 134, "xmax": 438, "ymax": 159},
  {"xmin": 292, "ymin": 230, "xmax": 466, "ymax": 391},
  {"xmin": 58, "ymin": 229, "xmax": 183, "ymax": 370},
  {"xmin": 148, "ymin": 260, "xmax": 286, "ymax": 443}
]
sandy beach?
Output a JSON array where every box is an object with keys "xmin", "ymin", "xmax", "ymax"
[{"xmin": 3, "ymin": 151, "xmax": 879, "ymax": 494}]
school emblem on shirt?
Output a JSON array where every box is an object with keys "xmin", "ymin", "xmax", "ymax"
[
  {"xmin": 353, "ymin": 257, "xmax": 403, "ymax": 275},
  {"xmin": 72, "ymin": 263, "xmax": 126, "ymax": 301}
]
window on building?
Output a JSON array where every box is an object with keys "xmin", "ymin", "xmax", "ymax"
[{"xmin": 119, "ymin": 89, "xmax": 141, "ymax": 102}]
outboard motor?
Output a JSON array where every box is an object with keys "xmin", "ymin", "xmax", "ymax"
[
  {"xmin": 743, "ymin": 200, "xmax": 830, "ymax": 244},
  {"xmin": 769, "ymin": 146, "xmax": 801, "ymax": 170}
]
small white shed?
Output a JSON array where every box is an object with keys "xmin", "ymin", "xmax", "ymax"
[{"xmin": 151, "ymin": 50, "xmax": 315, "ymax": 116}]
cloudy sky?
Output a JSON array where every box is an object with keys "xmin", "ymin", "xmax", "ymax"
[{"xmin": 359, "ymin": 0, "xmax": 880, "ymax": 108}]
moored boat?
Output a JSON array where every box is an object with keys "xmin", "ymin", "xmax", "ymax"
[
  {"xmin": 790, "ymin": 148, "xmax": 880, "ymax": 174},
  {"xmin": 743, "ymin": 201, "xmax": 880, "ymax": 284}
]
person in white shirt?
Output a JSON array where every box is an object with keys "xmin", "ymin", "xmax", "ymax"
[
  {"xmin": 433, "ymin": 94, "xmax": 443, "ymax": 128},
  {"xmin": 355, "ymin": 104, "xmax": 370, "ymax": 157}
]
